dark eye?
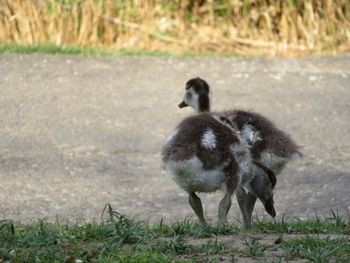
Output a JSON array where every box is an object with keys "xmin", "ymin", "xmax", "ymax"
[
  {"xmin": 186, "ymin": 92, "xmax": 192, "ymax": 99},
  {"xmin": 186, "ymin": 85, "xmax": 190, "ymax": 90}
]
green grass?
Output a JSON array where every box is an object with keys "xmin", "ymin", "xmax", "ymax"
[
  {"xmin": 0, "ymin": 43, "xmax": 111, "ymax": 56},
  {"xmin": 250, "ymin": 210, "xmax": 350, "ymax": 234},
  {"xmin": 282, "ymin": 235, "xmax": 350, "ymax": 263},
  {"xmin": 0, "ymin": 43, "xmax": 238, "ymax": 57},
  {"xmin": 0, "ymin": 43, "xmax": 175, "ymax": 57},
  {"xmin": 1, "ymin": 205, "xmax": 349, "ymax": 262}
]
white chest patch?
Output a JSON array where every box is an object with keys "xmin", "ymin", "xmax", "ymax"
[
  {"xmin": 201, "ymin": 128, "xmax": 217, "ymax": 149},
  {"xmin": 164, "ymin": 156, "xmax": 227, "ymax": 193}
]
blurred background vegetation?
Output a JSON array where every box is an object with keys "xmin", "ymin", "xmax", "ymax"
[{"xmin": 0, "ymin": 0, "xmax": 349, "ymax": 56}]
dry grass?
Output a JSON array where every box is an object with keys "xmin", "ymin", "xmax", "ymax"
[{"xmin": 0, "ymin": 0, "xmax": 349, "ymax": 56}]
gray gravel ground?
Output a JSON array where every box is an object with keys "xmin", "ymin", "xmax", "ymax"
[{"xmin": 0, "ymin": 54, "xmax": 349, "ymax": 224}]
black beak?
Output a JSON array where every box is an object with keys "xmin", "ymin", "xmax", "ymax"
[
  {"xmin": 178, "ymin": 101, "xmax": 188, "ymax": 108},
  {"xmin": 264, "ymin": 197, "xmax": 276, "ymax": 218}
]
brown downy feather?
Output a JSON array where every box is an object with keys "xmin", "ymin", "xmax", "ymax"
[
  {"xmin": 162, "ymin": 113, "xmax": 239, "ymax": 170},
  {"xmin": 221, "ymin": 110, "xmax": 303, "ymax": 160}
]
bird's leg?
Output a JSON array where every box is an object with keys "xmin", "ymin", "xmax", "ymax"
[
  {"xmin": 244, "ymin": 192, "xmax": 258, "ymax": 228},
  {"xmin": 218, "ymin": 171, "xmax": 237, "ymax": 225},
  {"xmin": 189, "ymin": 192, "xmax": 206, "ymax": 226},
  {"xmin": 218, "ymin": 192, "xmax": 232, "ymax": 225},
  {"xmin": 236, "ymin": 186, "xmax": 257, "ymax": 228}
]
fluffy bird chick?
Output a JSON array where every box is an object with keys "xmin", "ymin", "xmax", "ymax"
[
  {"xmin": 178, "ymin": 77, "xmax": 302, "ymax": 227},
  {"xmin": 162, "ymin": 113, "xmax": 254, "ymax": 226}
]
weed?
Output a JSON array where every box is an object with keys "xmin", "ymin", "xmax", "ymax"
[
  {"xmin": 113, "ymin": 249, "xmax": 182, "ymax": 263},
  {"xmin": 0, "ymin": 208, "xmax": 349, "ymax": 262},
  {"xmin": 251, "ymin": 210, "xmax": 350, "ymax": 234},
  {"xmin": 241, "ymin": 236, "xmax": 269, "ymax": 257},
  {"xmin": 0, "ymin": 220, "xmax": 15, "ymax": 237},
  {"xmin": 197, "ymin": 238, "xmax": 229, "ymax": 255},
  {"xmin": 102, "ymin": 204, "xmax": 152, "ymax": 247},
  {"xmin": 155, "ymin": 234, "xmax": 191, "ymax": 255},
  {"xmin": 281, "ymin": 235, "xmax": 350, "ymax": 263},
  {"xmin": 153, "ymin": 219, "xmax": 240, "ymax": 238}
]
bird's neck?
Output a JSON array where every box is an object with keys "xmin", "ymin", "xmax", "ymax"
[{"xmin": 197, "ymin": 94, "xmax": 211, "ymax": 112}]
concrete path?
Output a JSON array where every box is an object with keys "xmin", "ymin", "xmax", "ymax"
[{"xmin": 0, "ymin": 54, "xmax": 349, "ymax": 224}]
